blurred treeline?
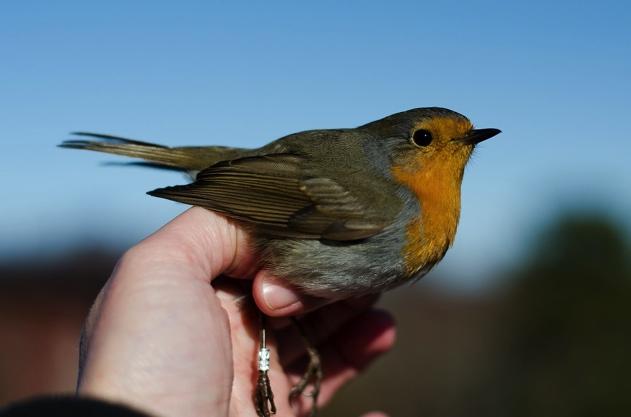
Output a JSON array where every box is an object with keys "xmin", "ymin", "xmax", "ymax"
[{"xmin": 1, "ymin": 211, "xmax": 630, "ymax": 416}]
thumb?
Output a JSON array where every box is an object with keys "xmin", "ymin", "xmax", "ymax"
[{"xmin": 252, "ymin": 271, "xmax": 333, "ymax": 317}]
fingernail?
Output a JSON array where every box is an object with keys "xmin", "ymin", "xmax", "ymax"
[{"xmin": 262, "ymin": 281, "xmax": 301, "ymax": 311}]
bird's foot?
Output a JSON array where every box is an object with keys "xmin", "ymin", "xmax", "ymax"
[
  {"xmin": 288, "ymin": 317, "xmax": 322, "ymax": 417},
  {"xmin": 255, "ymin": 369, "xmax": 276, "ymax": 417}
]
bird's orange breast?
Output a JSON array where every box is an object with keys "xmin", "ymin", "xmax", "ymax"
[{"xmin": 392, "ymin": 155, "xmax": 462, "ymax": 275}]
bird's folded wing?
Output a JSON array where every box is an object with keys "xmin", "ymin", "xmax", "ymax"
[{"xmin": 148, "ymin": 153, "xmax": 388, "ymax": 240}]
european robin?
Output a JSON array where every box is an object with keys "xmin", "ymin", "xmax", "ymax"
[
  {"xmin": 61, "ymin": 107, "xmax": 500, "ymax": 297},
  {"xmin": 61, "ymin": 107, "xmax": 500, "ymax": 416}
]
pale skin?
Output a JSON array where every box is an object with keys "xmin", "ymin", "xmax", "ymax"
[{"xmin": 77, "ymin": 207, "xmax": 396, "ymax": 417}]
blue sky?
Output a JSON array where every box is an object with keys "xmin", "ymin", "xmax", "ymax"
[{"xmin": 1, "ymin": 0, "xmax": 630, "ymax": 291}]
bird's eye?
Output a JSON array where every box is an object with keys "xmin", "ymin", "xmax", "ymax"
[{"xmin": 411, "ymin": 129, "xmax": 433, "ymax": 147}]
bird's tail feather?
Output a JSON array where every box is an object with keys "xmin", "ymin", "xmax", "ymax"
[{"xmin": 60, "ymin": 132, "xmax": 245, "ymax": 172}]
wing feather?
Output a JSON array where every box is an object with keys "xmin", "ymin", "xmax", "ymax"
[{"xmin": 148, "ymin": 154, "xmax": 387, "ymax": 240}]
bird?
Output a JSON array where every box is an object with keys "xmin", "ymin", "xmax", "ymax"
[{"xmin": 60, "ymin": 107, "xmax": 500, "ymax": 416}]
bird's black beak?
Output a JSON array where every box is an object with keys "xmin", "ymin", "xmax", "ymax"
[{"xmin": 459, "ymin": 128, "xmax": 502, "ymax": 145}]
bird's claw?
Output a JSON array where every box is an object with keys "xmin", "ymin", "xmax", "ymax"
[{"xmin": 288, "ymin": 319, "xmax": 322, "ymax": 417}]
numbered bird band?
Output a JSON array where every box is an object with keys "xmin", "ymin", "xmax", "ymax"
[{"xmin": 258, "ymin": 347, "xmax": 271, "ymax": 372}]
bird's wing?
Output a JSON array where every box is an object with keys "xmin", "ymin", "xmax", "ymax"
[{"xmin": 148, "ymin": 153, "xmax": 388, "ymax": 240}]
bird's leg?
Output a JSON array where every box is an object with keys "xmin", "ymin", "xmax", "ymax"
[
  {"xmin": 254, "ymin": 314, "xmax": 276, "ymax": 417},
  {"xmin": 289, "ymin": 317, "xmax": 322, "ymax": 417}
]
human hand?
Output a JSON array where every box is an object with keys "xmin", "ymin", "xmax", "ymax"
[{"xmin": 77, "ymin": 207, "xmax": 396, "ymax": 417}]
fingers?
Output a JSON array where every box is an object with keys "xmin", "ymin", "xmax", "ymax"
[
  {"xmin": 275, "ymin": 295, "xmax": 380, "ymax": 366},
  {"xmin": 314, "ymin": 309, "xmax": 396, "ymax": 406},
  {"xmin": 288, "ymin": 309, "xmax": 396, "ymax": 411}
]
